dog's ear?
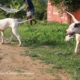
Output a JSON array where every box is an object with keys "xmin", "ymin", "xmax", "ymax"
[
  {"xmin": 66, "ymin": 11, "xmax": 79, "ymax": 23},
  {"xmin": 74, "ymin": 23, "xmax": 80, "ymax": 28}
]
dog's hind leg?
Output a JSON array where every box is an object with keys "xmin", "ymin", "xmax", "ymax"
[
  {"xmin": 0, "ymin": 31, "xmax": 4, "ymax": 44},
  {"xmin": 12, "ymin": 28, "xmax": 21, "ymax": 46}
]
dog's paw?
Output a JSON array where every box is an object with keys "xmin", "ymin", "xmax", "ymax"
[
  {"xmin": 18, "ymin": 44, "xmax": 22, "ymax": 47},
  {"xmin": 74, "ymin": 49, "xmax": 80, "ymax": 55}
]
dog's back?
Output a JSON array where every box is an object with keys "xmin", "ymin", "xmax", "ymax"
[{"xmin": 0, "ymin": 18, "xmax": 18, "ymax": 30}]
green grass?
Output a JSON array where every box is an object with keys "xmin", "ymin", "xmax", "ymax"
[{"xmin": 4, "ymin": 22, "xmax": 80, "ymax": 80}]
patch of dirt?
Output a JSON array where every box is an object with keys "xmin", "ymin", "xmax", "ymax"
[{"xmin": 0, "ymin": 45, "xmax": 70, "ymax": 80}]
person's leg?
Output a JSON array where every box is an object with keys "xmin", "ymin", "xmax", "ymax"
[
  {"xmin": 27, "ymin": 16, "xmax": 33, "ymax": 25},
  {"xmin": 32, "ymin": 18, "xmax": 37, "ymax": 24}
]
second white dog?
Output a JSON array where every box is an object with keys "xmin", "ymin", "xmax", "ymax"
[{"xmin": 65, "ymin": 12, "xmax": 80, "ymax": 54}]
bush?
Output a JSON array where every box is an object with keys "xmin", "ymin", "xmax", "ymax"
[{"xmin": 51, "ymin": 0, "xmax": 80, "ymax": 12}]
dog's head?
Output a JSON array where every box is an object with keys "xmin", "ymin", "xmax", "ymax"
[
  {"xmin": 67, "ymin": 22, "xmax": 80, "ymax": 36},
  {"xmin": 65, "ymin": 12, "xmax": 80, "ymax": 41},
  {"xmin": 65, "ymin": 22, "xmax": 80, "ymax": 41}
]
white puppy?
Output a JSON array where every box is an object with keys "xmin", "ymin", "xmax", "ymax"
[
  {"xmin": 0, "ymin": 18, "xmax": 28, "ymax": 46},
  {"xmin": 65, "ymin": 12, "xmax": 80, "ymax": 54}
]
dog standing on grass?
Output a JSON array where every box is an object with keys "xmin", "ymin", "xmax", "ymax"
[
  {"xmin": 0, "ymin": 18, "xmax": 29, "ymax": 46},
  {"xmin": 65, "ymin": 12, "xmax": 80, "ymax": 54}
]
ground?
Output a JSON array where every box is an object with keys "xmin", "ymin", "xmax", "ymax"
[{"xmin": 0, "ymin": 44, "xmax": 70, "ymax": 80}]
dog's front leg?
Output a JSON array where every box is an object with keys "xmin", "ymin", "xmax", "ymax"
[
  {"xmin": 75, "ymin": 34, "xmax": 80, "ymax": 54},
  {"xmin": 75, "ymin": 41, "xmax": 80, "ymax": 54},
  {"xmin": 1, "ymin": 31, "xmax": 4, "ymax": 44},
  {"xmin": 12, "ymin": 28, "xmax": 21, "ymax": 46}
]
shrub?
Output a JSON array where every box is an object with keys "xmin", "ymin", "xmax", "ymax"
[{"xmin": 51, "ymin": 0, "xmax": 80, "ymax": 12}]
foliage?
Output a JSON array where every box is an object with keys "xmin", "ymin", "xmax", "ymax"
[
  {"xmin": 33, "ymin": 0, "xmax": 47, "ymax": 20},
  {"xmin": 0, "ymin": 0, "xmax": 23, "ymax": 6},
  {"xmin": 0, "ymin": 0, "xmax": 47, "ymax": 20},
  {"xmin": 0, "ymin": 0, "xmax": 10, "ymax": 5},
  {"xmin": 50, "ymin": 0, "xmax": 80, "ymax": 12},
  {"xmin": 9, "ymin": 0, "xmax": 25, "ymax": 18},
  {"xmin": 0, "ymin": 0, "xmax": 24, "ymax": 18}
]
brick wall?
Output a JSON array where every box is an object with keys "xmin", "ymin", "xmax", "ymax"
[
  {"xmin": 47, "ymin": 0, "xmax": 80, "ymax": 24},
  {"xmin": 73, "ymin": 10, "xmax": 80, "ymax": 21}
]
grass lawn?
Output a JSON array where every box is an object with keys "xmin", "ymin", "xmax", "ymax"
[{"xmin": 4, "ymin": 21, "xmax": 80, "ymax": 80}]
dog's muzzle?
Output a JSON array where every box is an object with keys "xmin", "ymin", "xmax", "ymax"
[
  {"xmin": 65, "ymin": 32, "xmax": 75, "ymax": 41},
  {"xmin": 67, "ymin": 32, "xmax": 75, "ymax": 36}
]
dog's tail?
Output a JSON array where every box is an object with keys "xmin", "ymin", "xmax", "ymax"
[
  {"xmin": 66, "ymin": 11, "xmax": 79, "ymax": 23},
  {"xmin": 18, "ymin": 19, "xmax": 32, "ymax": 24}
]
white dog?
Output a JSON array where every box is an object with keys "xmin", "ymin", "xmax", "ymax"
[
  {"xmin": 65, "ymin": 12, "xmax": 80, "ymax": 54},
  {"xmin": 0, "ymin": 18, "xmax": 29, "ymax": 46}
]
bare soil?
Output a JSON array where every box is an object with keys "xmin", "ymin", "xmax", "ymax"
[{"xmin": 0, "ymin": 44, "xmax": 71, "ymax": 80}]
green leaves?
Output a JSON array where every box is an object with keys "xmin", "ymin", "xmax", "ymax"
[{"xmin": 51, "ymin": 0, "xmax": 80, "ymax": 11}]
